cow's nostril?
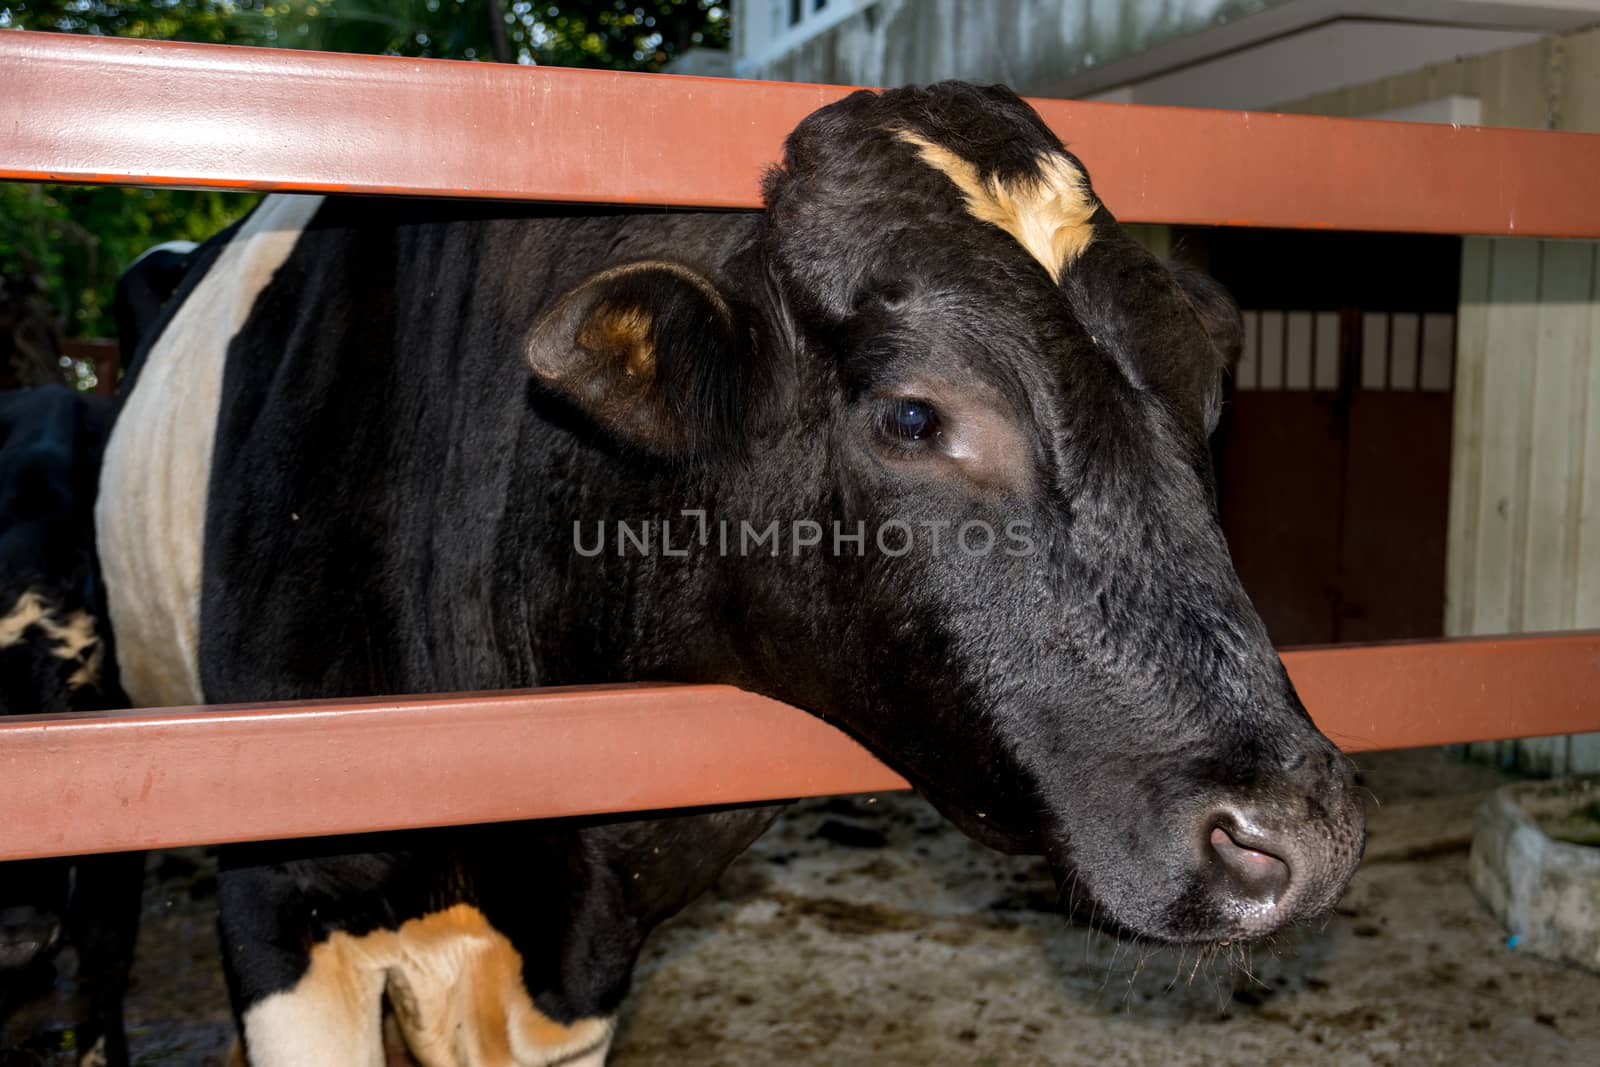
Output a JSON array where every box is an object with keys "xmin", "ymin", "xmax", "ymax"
[{"xmin": 1207, "ymin": 825, "xmax": 1290, "ymax": 903}]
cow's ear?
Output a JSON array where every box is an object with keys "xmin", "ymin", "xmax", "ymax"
[
  {"xmin": 526, "ymin": 261, "xmax": 750, "ymax": 457},
  {"xmin": 1166, "ymin": 259, "xmax": 1243, "ymax": 435},
  {"xmin": 1167, "ymin": 259, "xmax": 1243, "ymax": 369}
]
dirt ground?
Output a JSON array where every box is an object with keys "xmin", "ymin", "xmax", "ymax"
[{"xmin": 8, "ymin": 747, "xmax": 1600, "ymax": 1065}]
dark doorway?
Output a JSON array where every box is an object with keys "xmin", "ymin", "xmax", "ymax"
[{"xmin": 1195, "ymin": 230, "xmax": 1460, "ymax": 647}]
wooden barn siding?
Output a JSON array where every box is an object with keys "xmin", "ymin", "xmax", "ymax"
[
  {"xmin": 1277, "ymin": 24, "xmax": 1600, "ymax": 133},
  {"xmin": 1450, "ymin": 237, "xmax": 1600, "ymax": 774},
  {"xmin": 1280, "ymin": 25, "xmax": 1600, "ymax": 774}
]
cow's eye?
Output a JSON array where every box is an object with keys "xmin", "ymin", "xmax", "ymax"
[{"xmin": 879, "ymin": 398, "xmax": 940, "ymax": 443}]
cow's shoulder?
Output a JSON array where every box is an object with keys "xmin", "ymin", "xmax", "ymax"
[{"xmin": 98, "ymin": 196, "xmax": 327, "ymax": 708}]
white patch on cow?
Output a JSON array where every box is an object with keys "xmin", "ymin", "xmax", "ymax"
[
  {"xmin": 238, "ymin": 904, "xmax": 613, "ymax": 1067},
  {"xmin": 95, "ymin": 195, "xmax": 324, "ymax": 709},
  {"xmin": 128, "ymin": 239, "xmax": 199, "ymax": 268},
  {"xmin": 553, "ymin": 1042, "xmax": 612, "ymax": 1067},
  {"xmin": 78, "ymin": 1034, "xmax": 109, "ymax": 1067},
  {"xmin": 0, "ymin": 589, "xmax": 102, "ymax": 691}
]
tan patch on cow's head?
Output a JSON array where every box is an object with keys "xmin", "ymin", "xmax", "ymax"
[
  {"xmin": 0, "ymin": 591, "xmax": 102, "ymax": 692},
  {"xmin": 896, "ymin": 130, "xmax": 1096, "ymax": 282},
  {"xmin": 68, "ymin": 640, "xmax": 105, "ymax": 692},
  {"xmin": 41, "ymin": 608, "xmax": 98, "ymax": 663},
  {"xmin": 0, "ymin": 590, "xmax": 49, "ymax": 648},
  {"xmin": 578, "ymin": 303, "xmax": 656, "ymax": 381}
]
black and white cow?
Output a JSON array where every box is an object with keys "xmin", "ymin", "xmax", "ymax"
[
  {"xmin": 112, "ymin": 241, "xmax": 197, "ymax": 384},
  {"xmin": 1, "ymin": 385, "xmax": 142, "ymax": 1067},
  {"xmin": 98, "ymin": 84, "xmax": 1366, "ymax": 1065}
]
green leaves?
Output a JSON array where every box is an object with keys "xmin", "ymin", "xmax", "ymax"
[
  {"xmin": 0, "ymin": 183, "xmax": 255, "ymax": 340},
  {"xmin": 0, "ymin": 1, "xmax": 730, "ymax": 344},
  {"xmin": 2, "ymin": 0, "xmax": 731, "ymax": 68}
]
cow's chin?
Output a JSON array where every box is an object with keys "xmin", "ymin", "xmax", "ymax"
[
  {"xmin": 1039, "ymin": 806, "xmax": 1363, "ymax": 947},
  {"xmin": 916, "ymin": 773, "xmax": 1360, "ymax": 946},
  {"xmin": 1039, "ymin": 851, "xmax": 1252, "ymax": 947},
  {"xmin": 916, "ymin": 787, "xmax": 1042, "ymax": 855},
  {"xmin": 920, "ymin": 794, "xmax": 1251, "ymax": 944}
]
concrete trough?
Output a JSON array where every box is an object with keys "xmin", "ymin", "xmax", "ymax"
[{"xmin": 1470, "ymin": 775, "xmax": 1600, "ymax": 972}]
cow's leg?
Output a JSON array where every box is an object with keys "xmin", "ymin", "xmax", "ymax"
[
  {"xmin": 215, "ymin": 863, "xmax": 621, "ymax": 1067},
  {"xmin": 360, "ymin": 903, "xmax": 615, "ymax": 1067},
  {"xmin": 66, "ymin": 850, "xmax": 144, "ymax": 1067},
  {"xmin": 234, "ymin": 948, "xmax": 387, "ymax": 1067},
  {"xmin": 219, "ymin": 865, "xmax": 388, "ymax": 1067}
]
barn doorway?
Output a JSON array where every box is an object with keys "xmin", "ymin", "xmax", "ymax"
[{"xmin": 1198, "ymin": 231, "xmax": 1461, "ymax": 647}]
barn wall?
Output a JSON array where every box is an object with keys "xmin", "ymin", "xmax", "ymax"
[
  {"xmin": 1276, "ymin": 25, "xmax": 1600, "ymax": 132},
  {"xmin": 1276, "ymin": 25, "xmax": 1600, "ymax": 775},
  {"xmin": 734, "ymin": 0, "xmax": 1280, "ymax": 89},
  {"xmin": 1450, "ymin": 239, "xmax": 1600, "ymax": 774}
]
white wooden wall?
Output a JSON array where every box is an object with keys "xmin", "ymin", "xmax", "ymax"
[{"xmin": 1449, "ymin": 237, "xmax": 1600, "ymax": 774}]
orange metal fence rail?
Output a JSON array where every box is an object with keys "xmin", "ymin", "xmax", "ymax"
[
  {"xmin": 3, "ymin": 632, "xmax": 1597, "ymax": 861},
  {"xmin": 5, "ymin": 30, "xmax": 1600, "ymax": 235},
  {"xmin": 3, "ymin": 31, "xmax": 1600, "ymax": 861}
]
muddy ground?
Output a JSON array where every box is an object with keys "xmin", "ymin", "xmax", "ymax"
[{"xmin": 8, "ymin": 747, "xmax": 1600, "ymax": 1065}]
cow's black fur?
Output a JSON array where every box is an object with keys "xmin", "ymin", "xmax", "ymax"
[
  {"xmin": 111, "ymin": 242, "xmax": 196, "ymax": 387},
  {"xmin": 0, "ymin": 386, "xmax": 141, "ymax": 1067},
  {"xmin": 118, "ymin": 84, "xmax": 1363, "ymax": 1057}
]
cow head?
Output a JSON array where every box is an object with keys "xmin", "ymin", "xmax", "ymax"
[{"xmin": 527, "ymin": 83, "xmax": 1364, "ymax": 944}]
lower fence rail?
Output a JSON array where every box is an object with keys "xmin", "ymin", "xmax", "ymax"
[{"xmin": 2, "ymin": 631, "xmax": 1597, "ymax": 862}]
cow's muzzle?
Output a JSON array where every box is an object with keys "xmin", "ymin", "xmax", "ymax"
[{"xmin": 1181, "ymin": 745, "xmax": 1366, "ymax": 940}]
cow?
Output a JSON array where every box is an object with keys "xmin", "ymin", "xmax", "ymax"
[
  {"xmin": 96, "ymin": 83, "xmax": 1366, "ymax": 1065},
  {"xmin": 111, "ymin": 241, "xmax": 198, "ymax": 385},
  {"xmin": 0, "ymin": 385, "xmax": 142, "ymax": 1067}
]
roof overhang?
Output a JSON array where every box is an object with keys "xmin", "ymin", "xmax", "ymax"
[{"xmin": 1027, "ymin": 0, "xmax": 1600, "ymax": 105}]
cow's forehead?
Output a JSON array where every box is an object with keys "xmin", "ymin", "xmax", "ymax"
[
  {"xmin": 763, "ymin": 84, "xmax": 1106, "ymax": 317},
  {"xmin": 790, "ymin": 83, "xmax": 1076, "ymax": 177},
  {"xmin": 766, "ymin": 91, "xmax": 1234, "ymax": 449},
  {"xmin": 893, "ymin": 128, "xmax": 1097, "ymax": 284}
]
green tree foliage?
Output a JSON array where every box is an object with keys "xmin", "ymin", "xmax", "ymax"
[
  {"xmin": 0, "ymin": 1, "xmax": 729, "ymax": 68},
  {"xmin": 0, "ymin": 0, "xmax": 728, "ymax": 368},
  {"xmin": 0, "ymin": 183, "xmax": 245, "ymax": 343}
]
